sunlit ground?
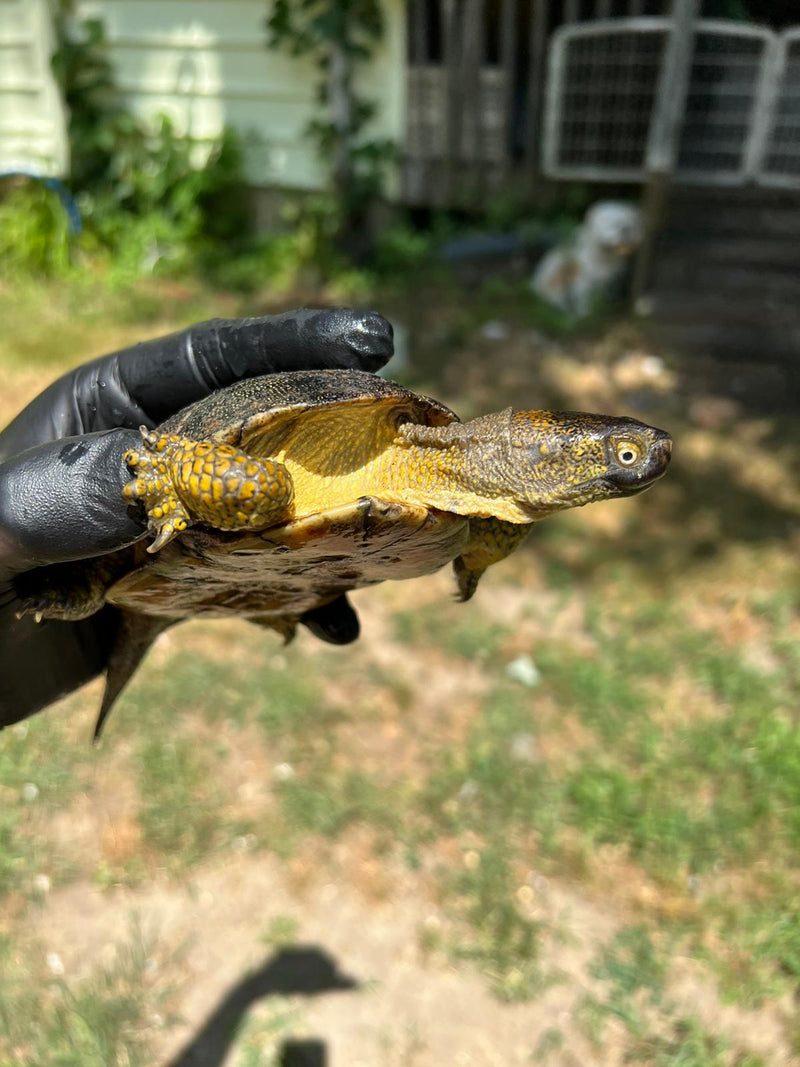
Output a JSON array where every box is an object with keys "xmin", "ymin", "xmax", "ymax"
[{"xmin": 0, "ymin": 276, "xmax": 798, "ymax": 1066}]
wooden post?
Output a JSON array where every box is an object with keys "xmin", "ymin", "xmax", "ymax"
[
  {"xmin": 524, "ymin": 0, "xmax": 550, "ymax": 179},
  {"xmin": 442, "ymin": 0, "xmax": 462, "ymax": 203},
  {"xmin": 632, "ymin": 0, "xmax": 701, "ymax": 303},
  {"xmin": 462, "ymin": 0, "xmax": 485, "ymax": 194},
  {"xmin": 499, "ymin": 0, "xmax": 517, "ymax": 179}
]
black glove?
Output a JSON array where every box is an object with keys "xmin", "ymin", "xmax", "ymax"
[{"xmin": 0, "ymin": 309, "xmax": 393, "ymax": 728}]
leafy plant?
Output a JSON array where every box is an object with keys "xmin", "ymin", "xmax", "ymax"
[
  {"xmin": 0, "ymin": 180, "xmax": 72, "ymax": 278},
  {"xmin": 48, "ymin": 1, "xmax": 249, "ymax": 277},
  {"xmin": 266, "ymin": 0, "xmax": 396, "ymax": 253}
]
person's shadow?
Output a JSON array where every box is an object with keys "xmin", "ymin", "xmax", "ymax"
[{"xmin": 164, "ymin": 946, "xmax": 357, "ymax": 1067}]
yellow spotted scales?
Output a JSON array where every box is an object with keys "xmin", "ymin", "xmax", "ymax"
[{"xmin": 122, "ymin": 430, "xmax": 294, "ymax": 553}]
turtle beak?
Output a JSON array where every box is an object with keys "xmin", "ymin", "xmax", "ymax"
[
  {"xmin": 619, "ymin": 428, "xmax": 672, "ymax": 494},
  {"xmin": 602, "ymin": 424, "xmax": 672, "ymax": 495},
  {"xmin": 643, "ymin": 429, "xmax": 672, "ymax": 484}
]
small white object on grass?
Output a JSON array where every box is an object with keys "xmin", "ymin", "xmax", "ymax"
[{"xmin": 505, "ymin": 654, "xmax": 541, "ymax": 688}]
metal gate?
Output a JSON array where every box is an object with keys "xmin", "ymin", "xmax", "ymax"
[{"xmin": 544, "ymin": 18, "xmax": 800, "ymax": 188}]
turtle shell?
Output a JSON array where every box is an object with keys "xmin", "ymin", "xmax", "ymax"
[
  {"xmin": 104, "ymin": 369, "xmax": 468, "ymax": 628},
  {"xmin": 160, "ymin": 368, "xmax": 456, "ymax": 447}
]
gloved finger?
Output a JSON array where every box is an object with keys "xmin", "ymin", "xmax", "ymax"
[
  {"xmin": 0, "ymin": 429, "xmax": 143, "ymax": 576},
  {"xmin": 0, "ymin": 599, "xmax": 119, "ymax": 728},
  {"xmin": 0, "ymin": 309, "xmax": 393, "ymax": 456},
  {"xmin": 300, "ymin": 595, "xmax": 360, "ymax": 645}
]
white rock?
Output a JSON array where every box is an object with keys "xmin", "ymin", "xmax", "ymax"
[
  {"xmin": 273, "ymin": 762, "xmax": 295, "ymax": 782},
  {"xmin": 509, "ymin": 732, "xmax": 539, "ymax": 764},
  {"xmin": 480, "ymin": 319, "xmax": 510, "ymax": 341},
  {"xmin": 505, "ymin": 654, "xmax": 541, "ymax": 688}
]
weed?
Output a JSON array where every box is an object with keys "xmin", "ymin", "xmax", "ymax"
[
  {"xmin": 447, "ymin": 842, "xmax": 551, "ymax": 1002},
  {"xmin": 0, "ymin": 716, "xmax": 87, "ymax": 898},
  {"xmin": 583, "ymin": 925, "xmax": 667, "ymax": 1039},
  {"xmin": 391, "ymin": 607, "xmax": 509, "ymax": 662},
  {"xmin": 629, "ymin": 1017, "xmax": 765, "ymax": 1067},
  {"xmin": 261, "ymin": 915, "xmax": 301, "ymax": 951},
  {"xmin": 0, "ymin": 920, "xmax": 174, "ymax": 1067},
  {"xmin": 0, "ymin": 181, "xmax": 72, "ymax": 279},
  {"xmin": 275, "ymin": 767, "xmax": 401, "ymax": 845},
  {"xmin": 135, "ymin": 734, "xmax": 229, "ymax": 869}
]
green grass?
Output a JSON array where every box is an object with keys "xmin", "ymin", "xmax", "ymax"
[
  {"xmin": 576, "ymin": 929, "xmax": 767, "ymax": 1067},
  {"xmin": 628, "ymin": 1018, "xmax": 766, "ymax": 1067},
  {"xmin": 117, "ymin": 633, "xmax": 338, "ymax": 742},
  {"xmin": 0, "ymin": 921, "xmax": 174, "ymax": 1067},
  {"xmin": 0, "ymin": 715, "xmax": 89, "ymax": 899},
  {"xmin": 275, "ymin": 767, "xmax": 401, "ymax": 841},
  {"xmin": 135, "ymin": 733, "xmax": 231, "ymax": 869},
  {"xmin": 391, "ymin": 606, "xmax": 510, "ymax": 661},
  {"xmin": 2, "ymin": 276, "xmax": 799, "ymax": 1059},
  {"xmin": 584, "ymin": 925, "xmax": 667, "ymax": 1039},
  {"xmin": 444, "ymin": 842, "xmax": 552, "ymax": 1002}
]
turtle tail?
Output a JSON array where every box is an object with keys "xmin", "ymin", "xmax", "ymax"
[{"xmin": 94, "ymin": 611, "xmax": 172, "ymax": 743}]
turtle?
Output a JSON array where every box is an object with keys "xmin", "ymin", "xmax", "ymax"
[{"xmin": 20, "ymin": 368, "xmax": 672, "ymax": 737}]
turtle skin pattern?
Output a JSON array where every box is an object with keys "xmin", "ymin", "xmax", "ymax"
[{"xmin": 122, "ymin": 429, "xmax": 294, "ymax": 553}]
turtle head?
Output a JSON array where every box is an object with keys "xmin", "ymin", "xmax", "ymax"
[{"xmin": 509, "ymin": 410, "xmax": 672, "ymax": 516}]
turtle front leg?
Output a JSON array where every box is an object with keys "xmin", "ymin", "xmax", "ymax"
[
  {"xmin": 123, "ymin": 428, "xmax": 295, "ymax": 553},
  {"xmin": 454, "ymin": 518, "xmax": 532, "ymax": 601}
]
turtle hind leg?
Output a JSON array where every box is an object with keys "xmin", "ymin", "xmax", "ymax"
[
  {"xmin": 15, "ymin": 554, "xmax": 131, "ymax": 622},
  {"xmin": 93, "ymin": 611, "xmax": 173, "ymax": 742},
  {"xmin": 453, "ymin": 518, "xmax": 532, "ymax": 601}
]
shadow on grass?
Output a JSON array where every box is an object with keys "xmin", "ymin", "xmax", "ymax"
[{"xmin": 164, "ymin": 947, "xmax": 357, "ymax": 1067}]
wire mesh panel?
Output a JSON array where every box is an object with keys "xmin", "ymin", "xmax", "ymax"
[
  {"xmin": 677, "ymin": 22, "xmax": 774, "ymax": 183},
  {"xmin": 759, "ymin": 29, "xmax": 800, "ymax": 188},
  {"xmin": 543, "ymin": 19, "xmax": 670, "ymax": 180},
  {"xmin": 544, "ymin": 18, "xmax": 793, "ymax": 187}
]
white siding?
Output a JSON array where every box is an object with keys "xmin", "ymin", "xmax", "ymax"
[
  {"xmin": 76, "ymin": 0, "xmax": 407, "ymax": 190},
  {"xmin": 0, "ymin": 0, "xmax": 406, "ymax": 191},
  {"xmin": 0, "ymin": 0, "xmax": 69, "ymax": 177}
]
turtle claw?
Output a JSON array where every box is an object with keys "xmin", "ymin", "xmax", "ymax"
[
  {"xmin": 15, "ymin": 600, "xmax": 44, "ymax": 624},
  {"xmin": 453, "ymin": 557, "xmax": 483, "ymax": 602},
  {"xmin": 123, "ymin": 428, "xmax": 192, "ymax": 553},
  {"xmin": 146, "ymin": 521, "xmax": 184, "ymax": 554}
]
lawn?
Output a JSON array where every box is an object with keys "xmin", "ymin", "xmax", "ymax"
[{"xmin": 0, "ymin": 275, "xmax": 797, "ymax": 1066}]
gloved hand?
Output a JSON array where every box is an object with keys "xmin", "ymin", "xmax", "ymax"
[{"xmin": 0, "ymin": 309, "xmax": 393, "ymax": 728}]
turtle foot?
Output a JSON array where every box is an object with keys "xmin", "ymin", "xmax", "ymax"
[
  {"xmin": 123, "ymin": 429, "xmax": 192, "ymax": 553},
  {"xmin": 454, "ymin": 518, "xmax": 533, "ymax": 601},
  {"xmin": 15, "ymin": 564, "xmax": 109, "ymax": 622},
  {"xmin": 123, "ymin": 426, "xmax": 295, "ymax": 553}
]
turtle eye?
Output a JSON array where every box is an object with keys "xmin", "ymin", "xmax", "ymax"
[{"xmin": 614, "ymin": 439, "xmax": 642, "ymax": 467}]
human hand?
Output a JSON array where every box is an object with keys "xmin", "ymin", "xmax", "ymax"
[{"xmin": 0, "ymin": 309, "xmax": 393, "ymax": 727}]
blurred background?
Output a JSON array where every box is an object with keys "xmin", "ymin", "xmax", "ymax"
[{"xmin": 0, "ymin": 1, "xmax": 798, "ymax": 1065}]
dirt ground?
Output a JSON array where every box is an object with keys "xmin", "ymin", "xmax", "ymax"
[{"xmin": 3, "ymin": 295, "xmax": 799, "ymax": 1066}]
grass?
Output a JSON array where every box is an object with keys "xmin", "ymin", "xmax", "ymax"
[
  {"xmin": 0, "ymin": 920, "xmax": 175, "ymax": 1067},
  {"xmin": 391, "ymin": 606, "xmax": 511, "ymax": 662},
  {"xmin": 135, "ymin": 734, "xmax": 230, "ymax": 869},
  {"xmin": 0, "ymin": 274, "xmax": 798, "ymax": 1062},
  {"xmin": 0, "ymin": 714, "xmax": 90, "ymax": 899}
]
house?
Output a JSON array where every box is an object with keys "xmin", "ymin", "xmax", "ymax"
[
  {"xmin": 0, "ymin": 0, "xmax": 405, "ymax": 193},
  {"xmin": 3, "ymin": 1, "xmax": 799, "ymax": 204},
  {"xmin": 2, "ymin": 0, "xmax": 799, "ymax": 376}
]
